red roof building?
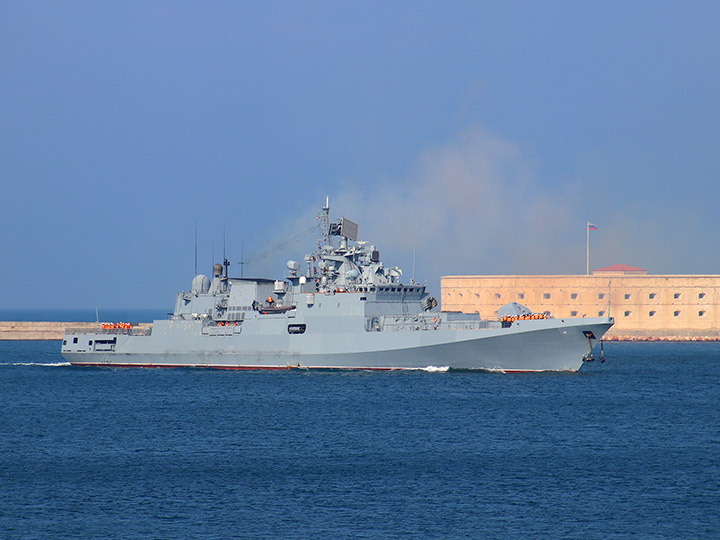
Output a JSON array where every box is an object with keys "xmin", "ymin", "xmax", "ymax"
[{"xmin": 593, "ymin": 264, "xmax": 648, "ymax": 275}]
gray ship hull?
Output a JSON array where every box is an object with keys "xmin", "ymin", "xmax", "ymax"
[
  {"xmin": 61, "ymin": 203, "xmax": 614, "ymax": 373},
  {"xmin": 63, "ymin": 317, "xmax": 612, "ymax": 372}
]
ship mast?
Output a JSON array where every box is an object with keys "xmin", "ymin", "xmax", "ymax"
[{"xmin": 318, "ymin": 196, "xmax": 331, "ymax": 248}]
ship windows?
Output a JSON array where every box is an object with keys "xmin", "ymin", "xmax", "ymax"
[
  {"xmin": 570, "ymin": 311, "xmax": 578, "ymax": 316},
  {"xmin": 674, "ymin": 293, "xmax": 681, "ymax": 299},
  {"xmin": 543, "ymin": 293, "xmax": 550, "ymax": 299},
  {"xmin": 674, "ymin": 310, "xmax": 680, "ymax": 317},
  {"xmin": 624, "ymin": 294, "xmax": 631, "ymax": 300},
  {"xmin": 494, "ymin": 293, "xmax": 501, "ymax": 299},
  {"xmin": 624, "ymin": 311, "xmax": 631, "ymax": 317},
  {"xmin": 649, "ymin": 311, "xmax": 656, "ymax": 317},
  {"xmin": 88, "ymin": 340, "xmax": 92, "ymax": 346},
  {"xmin": 73, "ymin": 337, "xmax": 78, "ymax": 344},
  {"xmin": 63, "ymin": 340, "xmax": 67, "ymax": 345},
  {"xmin": 518, "ymin": 293, "xmax": 524, "ymax": 299},
  {"xmin": 570, "ymin": 293, "xmax": 578, "ymax": 299},
  {"xmin": 699, "ymin": 310, "xmax": 706, "ymax": 316},
  {"xmin": 598, "ymin": 293, "xmax": 605, "ymax": 299},
  {"xmin": 360, "ymin": 297, "xmax": 367, "ymax": 301},
  {"xmin": 649, "ymin": 293, "xmax": 656, "ymax": 299}
]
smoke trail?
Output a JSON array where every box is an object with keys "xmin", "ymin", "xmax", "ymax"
[{"xmin": 331, "ymin": 126, "xmax": 584, "ymax": 286}]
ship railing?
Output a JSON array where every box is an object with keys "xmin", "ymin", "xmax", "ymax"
[
  {"xmin": 64, "ymin": 327, "xmax": 152, "ymax": 336},
  {"xmin": 367, "ymin": 317, "xmax": 502, "ymax": 332},
  {"xmin": 201, "ymin": 325, "xmax": 241, "ymax": 336}
]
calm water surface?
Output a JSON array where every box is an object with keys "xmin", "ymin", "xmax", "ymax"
[{"xmin": 1, "ymin": 341, "xmax": 719, "ymax": 539}]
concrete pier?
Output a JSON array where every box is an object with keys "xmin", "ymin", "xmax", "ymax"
[{"xmin": 0, "ymin": 321, "xmax": 152, "ymax": 340}]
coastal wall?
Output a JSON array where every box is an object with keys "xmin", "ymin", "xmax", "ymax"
[
  {"xmin": 441, "ymin": 273, "xmax": 720, "ymax": 341},
  {"xmin": 0, "ymin": 321, "xmax": 152, "ymax": 340}
]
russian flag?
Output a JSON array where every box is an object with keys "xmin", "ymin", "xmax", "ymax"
[{"xmin": 588, "ymin": 222, "xmax": 597, "ymax": 230}]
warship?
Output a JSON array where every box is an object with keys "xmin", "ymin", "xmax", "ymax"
[{"xmin": 62, "ymin": 201, "xmax": 613, "ymax": 372}]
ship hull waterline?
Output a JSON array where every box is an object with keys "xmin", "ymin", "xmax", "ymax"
[{"xmin": 63, "ymin": 319, "xmax": 612, "ymax": 373}]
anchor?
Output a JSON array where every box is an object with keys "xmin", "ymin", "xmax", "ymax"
[{"xmin": 582, "ymin": 330, "xmax": 596, "ymax": 363}]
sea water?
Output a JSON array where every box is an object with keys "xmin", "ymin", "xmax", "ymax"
[{"xmin": 1, "ymin": 339, "xmax": 719, "ymax": 539}]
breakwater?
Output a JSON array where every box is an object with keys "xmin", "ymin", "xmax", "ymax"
[{"xmin": 0, "ymin": 321, "xmax": 153, "ymax": 340}]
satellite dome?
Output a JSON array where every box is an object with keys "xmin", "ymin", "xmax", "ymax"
[
  {"xmin": 287, "ymin": 260, "xmax": 300, "ymax": 271},
  {"xmin": 191, "ymin": 274, "xmax": 210, "ymax": 293}
]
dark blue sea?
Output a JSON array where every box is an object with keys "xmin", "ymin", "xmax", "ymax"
[{"xmin": 1, "ymin": 338, "xmax": 719, "ymax": 539}]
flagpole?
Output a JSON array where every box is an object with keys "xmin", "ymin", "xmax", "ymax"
[{"xmin": 586, "ymin": 222, "xmax": 590, "ymax": 276}]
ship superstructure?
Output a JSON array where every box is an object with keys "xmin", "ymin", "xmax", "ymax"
[{"xmin": 62, "ymin": 202, "xmax": 613, "ymax": 371}]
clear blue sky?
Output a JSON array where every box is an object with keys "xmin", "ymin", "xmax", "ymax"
[{"xmin": 2, "ymin": 1, "xmax": 719, "ymax": 309}]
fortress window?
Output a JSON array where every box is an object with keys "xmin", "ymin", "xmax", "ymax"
[
  {"xmin": 624, "ymin": 311, "xmax": 631, "ymax": 317},
  {"xmin": 649, "ymin": 311, "xmax": 656, "ymax": 317},
  {"xmin": 598, "ymin": 311, "xmax": 605, "ymax": 316},
  {"xmin": 518, "ymin": 293, "xmax": 525, "ymax": 299},
  {"xmin": 699, "ymin": 310, "xmax": 706, "ymax": 316},
  {"xmin": 474, "ymin": 293, "xmax": 479, "ymax": 298},
  {"xmin": 495, "ymin": 293, "xmax": 501, "ymax": 299},
  {"xmin": 570, "ymin": 293, "xmax": 578, "ymax": 299},
  {"xmin": 570, "ymin": 311, "xmax": 578, "ymax": 316},
  {"xmin": 699, "ymin": 293, "xmax": 706, "ymax": 299},
  {"xmin": 624, "ymin": 294, "xmax": 631, "ymax": 300},
  {"xmin": 674, "ymin": 293, "xmax": 681, "ymax": 299},
  {"xmin": 674, "ymin": 310, "xmax": 680, "ymax": 317},
  {"xmin": 649, "ymin": 293, "xmax": 656, "ymax": 299},
  {"xmin": 543, "ymin": 293, "xmax": 551, "ymax": 299},
  {"xmin": 598, "ymin": 293, "xmax": 605, "ymax": 299}
]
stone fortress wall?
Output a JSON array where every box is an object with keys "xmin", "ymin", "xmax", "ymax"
[
  {"xmin": 441, "ymin": 266, "xmax": 720, "ymax": 340},
  {"xmin": 0, "ymin": 321, "xmax": 152, "ymax": 340}
]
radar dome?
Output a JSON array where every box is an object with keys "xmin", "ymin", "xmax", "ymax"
[
  {"xmin": 287, "ymin": 260, "xmax": 300, "ymax": 271},
  {"xmin": 191, "ymin": 274, "xmax": 211, "ymax": 293},
  {"xmin": 497, "ymin": 302, "xmax": 531, "ymax": 318}
]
